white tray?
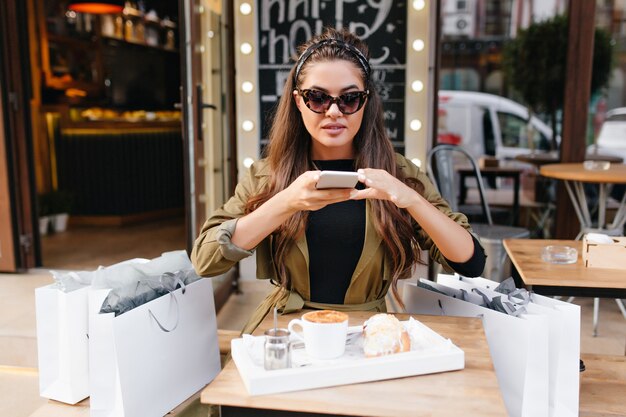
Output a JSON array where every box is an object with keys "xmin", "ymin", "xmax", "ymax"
[{"xmin": 231, "ymin": 317, "xmax": 464, "ymax": 395}]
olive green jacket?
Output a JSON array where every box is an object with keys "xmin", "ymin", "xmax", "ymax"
[{"xmin": 191, "ymin": 153, "xmax": 473, "ymax": 333}]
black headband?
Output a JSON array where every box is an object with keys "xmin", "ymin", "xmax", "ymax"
[{"xmin": 293, "ymin": 39, "xmax": 371, "ymax": 85}]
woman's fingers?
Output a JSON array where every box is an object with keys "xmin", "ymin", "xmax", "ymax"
[
  {"xmin": 285, "ymin": 171, "xmax": 354, "ymax": 211},
  {"xmin": 353, "ymin": 168, "xmax": 416, "ymax": 208}
]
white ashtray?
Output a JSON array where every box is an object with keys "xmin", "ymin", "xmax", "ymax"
[
  {"xmin": 541, "ymin": 245, "xmax": 578, "ymax": 264},
  {"xmin": 583, "ymin": 160, "xmax": 610, "ymax": 171}
]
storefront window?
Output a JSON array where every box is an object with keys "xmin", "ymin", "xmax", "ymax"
[{"xmin": 438, "ymin": 0, "xmax": 542, "ymax": 156}]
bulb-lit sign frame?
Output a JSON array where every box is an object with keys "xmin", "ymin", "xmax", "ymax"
[{"xmin": 234, "ymin": 0, "xmax": 433, "ymax": 174}]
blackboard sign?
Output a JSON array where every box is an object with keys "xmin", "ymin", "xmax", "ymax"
[{"xmin": 257, "ymin": 0, "xmax": 407, "ymax": 151}]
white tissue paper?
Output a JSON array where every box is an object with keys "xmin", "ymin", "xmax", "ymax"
[{"xmin": 585, "ymin": 233, "xmax": 614, "ymax": 244}]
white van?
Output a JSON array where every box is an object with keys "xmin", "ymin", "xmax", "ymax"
[
  {"xmin": 587, "ymin": 107, "xmax": 626, "ymax": 162},
  {"xmin": 437, "ymin": 90, "xmax": 555, "ymax": 160}
]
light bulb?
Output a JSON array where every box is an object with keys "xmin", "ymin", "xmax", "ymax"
[
  {"xmin": 413, "ymin": 0, "xmax": 425, "ymax": 10},
  {"xmin": 239, "ymin": 2, "xmax": 252, "ymax": 15},
  {"xmin": 242, "ymin": 81, "xmax": 254, "ymax": 93},
  {"xmin": 240, "ymin": 42, "xmax": 252, "ymax": 55},
  {"xmin": 412, "ymin": 39, "xmax": 425, "ymax": 52},
  {"xmin": 242, "ymin": 120, "xmax": 254, "ymax": 132},
  {"xmin": 411, "ymin": 80, "xmax": 424, "ymax": 92},
  {"xmin": 410, "ymin": 119, "xmax": 422, "ymax": 131}
]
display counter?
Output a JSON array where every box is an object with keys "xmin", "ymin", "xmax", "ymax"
[{"xmin": 56, "ymin": 122, "xmax": 183, "ymax": 224}]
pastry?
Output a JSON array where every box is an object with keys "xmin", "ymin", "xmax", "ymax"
[{"xmin": 362, "ymin": 313, "xmax": 410, "ymax": 357}]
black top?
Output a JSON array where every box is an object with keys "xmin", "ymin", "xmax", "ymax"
[
  {"xmin": 307, "ymin": 160, "xmax": 365, "ymax": 304},
  {"xmin": 306, "ymin": 159, "xmax": 487, "ymax": 304}
]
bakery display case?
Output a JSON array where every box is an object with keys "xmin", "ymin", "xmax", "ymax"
[{"xmin": 37, "ymin": 106, "xmax": 183, "ymax": 224}]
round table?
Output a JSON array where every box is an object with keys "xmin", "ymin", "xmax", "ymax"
[{"xmin": 540, "ymin": 163, "xmax": 626, "ymax": 238}]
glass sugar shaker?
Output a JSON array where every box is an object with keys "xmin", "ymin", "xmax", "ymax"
[{"xmin": 264, "ymin": 328, "xmax": 291, "ymax": 370}]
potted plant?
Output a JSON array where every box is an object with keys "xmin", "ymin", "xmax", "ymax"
[
  {"xmin": 48, "ymin": 190, "xmax": 74, "ymax": 233},
  {"xmin": 502, "ymin": 15, "xmax": 613, "ymax": 150},
  {"xmin": 38, "ymin": 193, "xmax": 52, "ymax": 236}
]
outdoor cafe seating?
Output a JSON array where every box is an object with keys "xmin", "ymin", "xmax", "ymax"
[{"xmin": 426, "ymin": 144, "xmax": 530, "ymax": 281}]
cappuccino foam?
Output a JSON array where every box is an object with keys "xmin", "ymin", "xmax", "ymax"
[{"xmin": 303, "ymin": 310, "xmax": 348, "ymax": 324}]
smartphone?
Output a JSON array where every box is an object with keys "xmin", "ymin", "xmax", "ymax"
[{"xmin": 315, "ymin": 170, "xmax": 359, "ymax": 189}]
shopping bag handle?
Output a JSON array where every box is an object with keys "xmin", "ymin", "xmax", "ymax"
[
  {"xmin": 148, "ymin": 271, "xmax": 190, "ymax": 332},
  {"xmin": 148, "ymin": 293, "xmax": 180, "ymax": 332},
  {"xmin": 160, "ymin": 272, "xmax": 187, "ymax": 294}
]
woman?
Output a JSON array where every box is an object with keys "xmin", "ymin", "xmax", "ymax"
[{"xmin": 192, "ymin": 28, "xmax": 485, "ymax": 333}]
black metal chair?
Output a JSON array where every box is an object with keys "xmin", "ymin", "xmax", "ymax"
[{"xmin": 426, "ymin": 144, "xmax": 530, "ymax": 281}]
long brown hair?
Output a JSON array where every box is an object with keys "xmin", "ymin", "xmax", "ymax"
[{"xmin": 245, "ymin": 28, "xmax": 424, "ymax": 304}]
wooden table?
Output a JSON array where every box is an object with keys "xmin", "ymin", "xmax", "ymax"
[
  {"xmin": 504, "ymin": 238, "xmax": 626, "ymax": 337},
  {"xmin": 515, "ymin": 151, "xmax": 624, "ymax": 166},
  {"xmin": 503, "ymin": 239, "xmax": 626, "ymax": 298},
  {"xmin": 540, "ymin": 163, "xmax": 626, "ymax": 238},
  {"xmin": 458, "ymin": 165, "xmax": 524, "ymax": 225},
  {"xmin": 201, "ymin": 311, "xmax": 507, "ymax": 417}
]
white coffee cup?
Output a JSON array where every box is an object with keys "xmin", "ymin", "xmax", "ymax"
[{"xmin": 287, "ymin": 310, "xmax": 349, "ymax": 359}]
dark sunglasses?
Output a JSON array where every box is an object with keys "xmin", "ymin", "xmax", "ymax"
[{"xmin": 296, "ymin": 88, "xmax": 369, "ymax": 115}]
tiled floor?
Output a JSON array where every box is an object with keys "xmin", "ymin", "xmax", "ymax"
[
  {"xmin": 40, "ymin": 217, "xmax": 186, "ymax": 270},
  {"xmin": 1, "ymin": 220, "xmax": 624, "ymax": 416}
]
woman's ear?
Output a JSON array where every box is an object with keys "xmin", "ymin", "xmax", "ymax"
[{"xmin": 292, "ymin": 89, "xmax": 303, "ymax": 113}]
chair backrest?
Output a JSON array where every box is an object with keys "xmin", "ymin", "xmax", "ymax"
[{"xmin": 426, "ymin": 144, "xmax": 493, "ymax": 225}]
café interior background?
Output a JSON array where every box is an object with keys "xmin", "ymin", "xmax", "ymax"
[{"xmin": 0, "ymin": 0, "xmax": 624, "ymax": 272}]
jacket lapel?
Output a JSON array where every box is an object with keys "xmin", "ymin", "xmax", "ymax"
[{"xmin": 351, "ymin": 200, "xmax": 382, "ymax": 282}]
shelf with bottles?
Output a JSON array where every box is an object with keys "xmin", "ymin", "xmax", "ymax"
[
  {"xmin": 87, "ymin": 2, "xmax": 178, "ymax": 52},
  {"xmin": 39, "ymin": 0, "xmax": 179, "ymax": 99},
  {"xmin": 43, "ymin": 1, "xmax": 178, "ymax": 52}
]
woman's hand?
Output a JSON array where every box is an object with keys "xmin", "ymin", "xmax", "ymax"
[
  {"xmin": 231, "ymin": 170, "xmax": 352, "ymax": 250},
  {"xmin": 350, "ymin": 168, "xmax": 418, "ymax": 208},
  {"xmin": 280, "ymin": 171, "xmax": 354, "ymax": 213}
]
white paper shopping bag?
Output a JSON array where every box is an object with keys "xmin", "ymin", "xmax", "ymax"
[
  {"xmin": 89, "ymin": 278, "xmax": 220, "ymax": 417},
  {"xmin": 439, "ymin": 274, "xmax": 580, "ymax": 417},
  {"xmin": 403, "ymin": 282, "xmax": 549, "ymax": 417},
  {"xmin": 35, "ymin": 285, "xmax": 90, "ymax": 404}
]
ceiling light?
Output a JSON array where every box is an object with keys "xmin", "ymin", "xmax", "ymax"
[{"xmin": 67, "ymin": 0, "xmax": 124, "ymax": 14}]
